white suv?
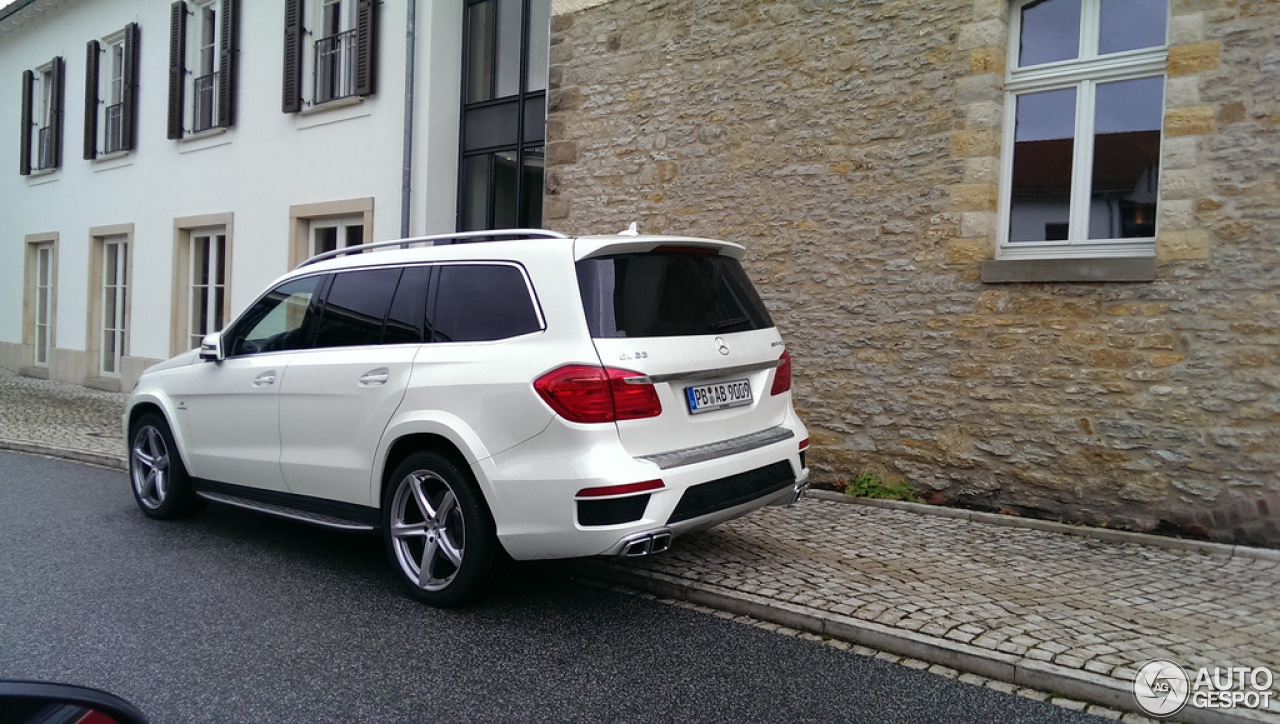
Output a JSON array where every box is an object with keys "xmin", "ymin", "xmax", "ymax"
[{"xmin": 125, "ymin": 229, "xmax": 809, "ymax": 606}]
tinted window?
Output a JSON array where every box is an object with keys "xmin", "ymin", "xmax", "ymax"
[
  {"xmin": 426, "ymin": 264, "xmax": 541, "ymax": 342},
  {"xmin": 313, "ymin": 268, "xmax": 401, "ymax": 349},
  {"xmin": 576, "ymin": 252, "xmax": 774, "ymax": 338},
  {"xmin": 383, "ymin": 266, "xmax": 428, "ymax": 344},
  {"xmin": 227, "ymin": 276, "xmax": 325, "ymax": 356}
]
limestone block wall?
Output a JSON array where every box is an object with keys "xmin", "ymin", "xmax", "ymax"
[{"xmin": 545, "ymin": 0, "xmax": 1280, "ymax": 546}]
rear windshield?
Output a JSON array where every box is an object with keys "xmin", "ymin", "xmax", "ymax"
[{"xmin": 576, "ymin": 251, "xmax": 774, "ymax": 338}]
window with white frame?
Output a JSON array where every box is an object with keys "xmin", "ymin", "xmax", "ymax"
[
  {"xmin": 32, "ymin": 242, "xmax": 56, "ymax": 366},
  {"xmin": 168, "ymin": 0, "xmax": 239, "ymax": 139},
  {"xmin": 998, "ymin": 0, "xmax": 1168, "ymax": 259},
  {"xmin": 84, "ymin": 25, "xmax": 139, "ymax": 159},
  {"xmin": 310, "ymin": 215, "xmax": 365, "ymax": 257},
  {"xmin": 189, "ymin": 230, "xmax": 227, "ymax": 349},
  {"xmin": 100, "ymin": 237, "xmax": 129, "ymax": 377},
  {"xmin": 20, "ymin": 58, "xmax": 64, "ymax": 174},
  {"xmin": 281, "ymin": 0, "xmax": 378, "ymax": 112}
]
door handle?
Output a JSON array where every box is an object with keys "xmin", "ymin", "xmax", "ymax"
[
  {"xmin": 359, "ymin": 368, "xmax": 390, "ymax": 386},
  {"xmin": 253, "ymin": 371, "xmax": 277, "ymax": 387}
]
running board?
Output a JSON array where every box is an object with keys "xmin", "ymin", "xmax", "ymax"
[{"xmin": 196, "ymin": 490, "xmax": 377, "ymax": 532}]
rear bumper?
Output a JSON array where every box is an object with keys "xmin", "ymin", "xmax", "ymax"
[
  {"xmin": 479, "ymin": 419, "xmax": 808, "ymax": 560},
  {"xmin": 600, "ymin": 467, "xmax": 809, "ymax": 558}
]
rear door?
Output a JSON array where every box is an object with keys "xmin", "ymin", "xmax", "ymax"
[
  {"xmin": 575, "ymin": 240, "xmax": 792, "ymax": 459},
  {"xmin": 278, "ymin": 266, "xmax": 423, "ymax": 506}
]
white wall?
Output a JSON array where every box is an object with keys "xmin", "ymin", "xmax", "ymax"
[{"xmin": 0, "ymin": 0, "xmax": 462, "ymax": 378}]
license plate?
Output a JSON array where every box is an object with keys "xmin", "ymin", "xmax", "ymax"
[{"xmin": 685, "ymin": 379, "xmax": 753, "ymax": 414}]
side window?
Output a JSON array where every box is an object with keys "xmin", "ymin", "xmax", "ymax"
[
  {"xmin": 227, "ymin": 276, "xmax": 324, "ymax": 356},
  {"xmin": 383, "ymin": 266, "xmax": 427, "ymax": 344},
  {"xmin": 427, "ymin": 264, "xmax": 541, "ymax": 342},
  {"xmin": 312, "ymin": 268, "xmax": 401, "ymax": 348}
]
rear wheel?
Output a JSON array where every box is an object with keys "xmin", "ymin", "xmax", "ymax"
[
  {"xmin": 129, "ymin": 413, "xmax": 203, "ymax": 519},
  {"xmin": 382, "ymin": 451, "xmax": 496, "ymax": 608}
]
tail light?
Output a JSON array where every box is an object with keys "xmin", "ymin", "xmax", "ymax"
[
  {"xmin": 534, "ymin": 364, "xmax": 663, "ymax": 423},
  {"xmin": 770, "ymin": 350, "xmax": 793, "ymax": 396}
]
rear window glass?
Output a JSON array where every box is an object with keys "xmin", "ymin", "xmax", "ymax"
[
  {"xmin": 427, "ymin": 264, "xmax": 542, "ymax": 342},
  {"xmin": 576, "ymin": 252, "xmax": 774, "ymax": 338}
]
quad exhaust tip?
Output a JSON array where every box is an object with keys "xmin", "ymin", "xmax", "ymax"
[{"xmin": 619, "ymin": 530, "xmax": 672, "ymax": 557}]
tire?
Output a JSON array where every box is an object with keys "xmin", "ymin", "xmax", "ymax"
[
  {"xmin": 382, "ymin": 451, "xmax": 496, "ymax": 608},
  {"xmin": 128, "ymin": 413, "xmax": 204, "ymax": 519}
]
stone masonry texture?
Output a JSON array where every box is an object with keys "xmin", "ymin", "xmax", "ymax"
[{"xmin": 545, "ymin": 0, "xmax": 1280, "ymax": 545}]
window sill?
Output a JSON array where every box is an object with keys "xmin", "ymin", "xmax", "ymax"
[
  {"xmin": 26, "ymin": 168, "xmax": 59, "ymax": 185},
  {"xmin": 981, "ymin": 256, "xmax": 1156, "ymax": 283},
  {"xmin": 178, "ymin": 127, "xmax": 232, "ymax": 155},
  {"xmin": 93, "ymin": 151, "xmax": 133, "ymax": 172},
  {"xmin": 297, "ymin": 97, "xmax": 370, "ymax": 130},
  {"xmin": 182, "ymin": 126, "xmax": 228, "ymax": 143},
  {"xmin": 300, "ymin": 95, "xmax": 364, "ymax": 116}
]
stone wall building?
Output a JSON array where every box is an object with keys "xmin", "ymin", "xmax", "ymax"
[{"xmin": 544, "ymin": 0, "xmax": 1280, "ymax": 545}]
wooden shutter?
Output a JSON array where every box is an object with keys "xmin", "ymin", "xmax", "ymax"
[
  {"xmin": 353, "ymin": 0, "xmax": 378, "ymax": 97},
  {"xmin": 122, "ymin": 23, "xmax": 139, "ymax": 150},
  {"xmin": 217, "ymin": 0, "xmax": 237, "ymax": 127},
  {"xmin": 20, "ymin": 69, "xmax": 33, "ymax": 175},
  {"xmin": 282, "ymin": 0, "xmax": 304, "ymax": 113},
  {"xmin": 49, "ymin": 56, "xmax": 64, "ymax": 168},
  {"xmin": 84, "ymin": 40, "xmax": 100, "ymax": 160},
  {"xmin": 168, "ymin": 1, "xmax": 187, "ymax": 140}
]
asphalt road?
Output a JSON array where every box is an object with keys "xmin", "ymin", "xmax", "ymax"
[{"xmin": 0, "ymin": 452, "xmax": 1105, "ymax": 723}]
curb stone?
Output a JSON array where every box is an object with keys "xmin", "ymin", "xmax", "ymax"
[{"xmin": 0, "ymin": 438, "xmax": 126, "ymax": 470}]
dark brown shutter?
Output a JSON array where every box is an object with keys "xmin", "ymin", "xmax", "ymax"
[
  {"xmin": 217, "ymin": 0, "xmax": 237, "ymax": 127},
  {"xmin": 353, "ymin": 0, "xmax": 378, "ymax": 97},
  {"xmin": 20, "ymin": 69, "xmax": 33, "ymax": 175},
  {"xmin": 84, "ymin": 40, "xmax": 100, "ymax": 160},
  {"xmin": 122, "ymin": 23, "xmax": 139, "ymax": 150},
  {"xmin": 49, "ymin": 56, "xmax": 64, "ymax": 168},
  {"xmin": 168, "ymin": 1, "xmax": 187, "ymax": 140},
  {"xmin": 282, "ymin": 0, "xmax": 304, "ymax": 113}
]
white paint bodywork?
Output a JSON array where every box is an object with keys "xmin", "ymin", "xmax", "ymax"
[{"xmin": 126, "ymin": 234, "xmax": 809, "ymax": 560}]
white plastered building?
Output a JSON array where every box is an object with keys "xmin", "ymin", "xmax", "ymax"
[{"xmin": 1, "ymin": 0, "xmax": 551, "ymax": 390}]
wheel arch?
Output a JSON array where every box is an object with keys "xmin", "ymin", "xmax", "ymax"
[
  {"xmin": 125, "ymin": 399, "xmax": 192, "ymax": 471},
  {"xmin": 380, "ymin": 434, "xmax": 484, "ymax": 513}
]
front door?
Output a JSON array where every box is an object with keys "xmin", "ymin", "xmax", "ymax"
[{"xmin": 176, "ymin": 274, "xmax": 326, "ymax": 491}]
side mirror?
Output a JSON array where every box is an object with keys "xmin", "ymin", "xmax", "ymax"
[
  {"xmin": 198, "ymin": 333, "xmax": 224, "ymax": 362},
  {"xmin": 0, "ymin": 679, "xmax": 148, "ymax": 724}
]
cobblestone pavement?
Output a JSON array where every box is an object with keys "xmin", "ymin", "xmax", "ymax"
[
  {"xmin": 4, "ymin": 368, "xmax": 1278, "ymax": 722},
  {"xmin": 0, "ymin": 369, "xmax": 126, "ymax": 466}
]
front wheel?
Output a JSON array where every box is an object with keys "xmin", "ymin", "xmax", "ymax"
[
  {"xmin": 382, "ymin": 451, "xmax": 496, "ymax": 608},
  {"xmin": 129, "ymin": 413, "xmax": 203, "ymax": 519}
]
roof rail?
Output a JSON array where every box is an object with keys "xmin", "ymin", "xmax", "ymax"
[{"xmin": 297, "ymin": 228, "xmax": 570, "ymax": 268}]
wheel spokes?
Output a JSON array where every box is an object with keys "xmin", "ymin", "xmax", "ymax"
[
  {"xmin": 132, "ymin": 426, "xmax": 170, "ymax": 506},
  {"xmin": 394, "ymin": 470, "xmax": 466, "ymax": 591}
]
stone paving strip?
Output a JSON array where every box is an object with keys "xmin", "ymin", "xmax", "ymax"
[
  {"xmin": 4, "ymin": 368, "xmax": 1278, "ymax": 722},
  {"xmin": 571, "ymin": 496, "xmax": 1280, "ymax": 724}
]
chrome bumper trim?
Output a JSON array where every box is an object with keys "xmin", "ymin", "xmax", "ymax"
[{"xmin": 639, "ymin": 426, "xmax": 796, "ymax": 470}]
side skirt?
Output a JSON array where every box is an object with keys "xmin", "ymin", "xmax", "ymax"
[{"xmin": 192, "ymin": 479, "xmax": 380, "ymax": 532}]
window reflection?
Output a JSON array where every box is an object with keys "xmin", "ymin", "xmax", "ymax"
[
  {"xmin": 1009, "ymin": 88, "xmax": 1077, "ymax": 243},
  {"xmin": 1019, "ymin": 0, "xmax": 1081, "ymax": 67},
  {"xmin": 1088, "ymin": 76, "xmax": 1163, "ymax": 239},
  {"xmin": 1100, "ymin": 0, "xmax": 1168, "ymax": 55}
]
